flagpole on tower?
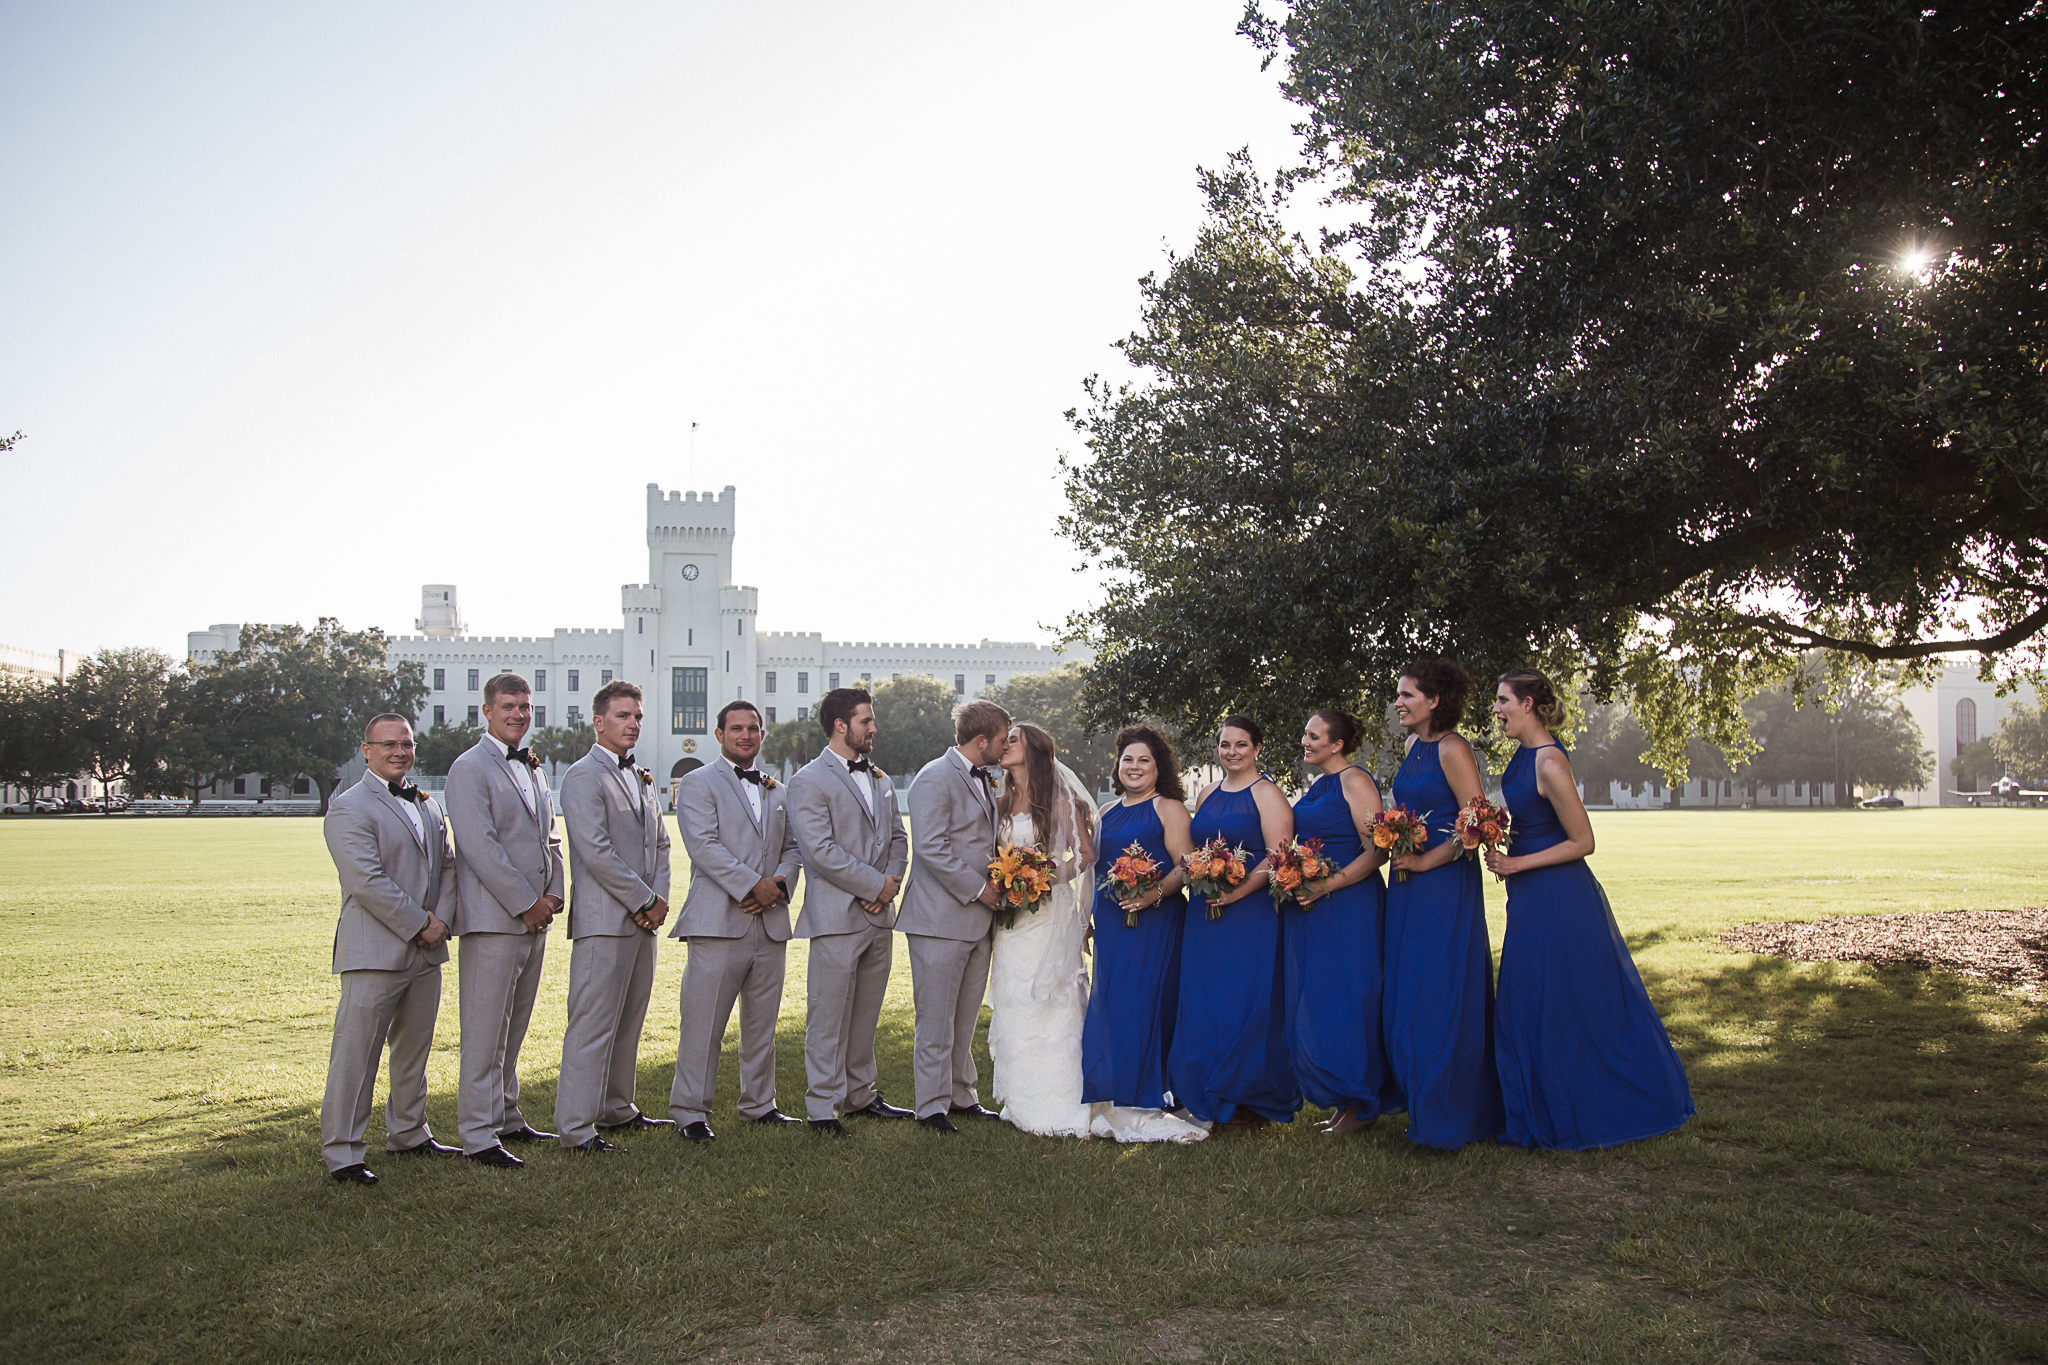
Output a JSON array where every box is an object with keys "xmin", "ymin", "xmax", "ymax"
[{"xmin": 689, "ymin": 421, "xmax": 699, "ymax": 490}]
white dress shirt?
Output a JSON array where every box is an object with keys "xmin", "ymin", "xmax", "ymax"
[
  {"xmin": 482, "ymin": 730, "xmax": 537, "ymax": 809},
  {"xmin": 729, "ymin": 761, "xmax": 764, "ymax": 822},
  {"xmin": 386, "ymin": 779, "xmax": 425, "ymax": 842},
  {"xmin": 594, "ymin": 743, "xmax": 644, "ymax": 819},
  {"xmin": 827, "ymin": 746, "xmax": 875, "ymax": 818}
]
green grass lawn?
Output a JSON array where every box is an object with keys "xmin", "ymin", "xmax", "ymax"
[{"xmin": 0, "ymin": 810, "xmax": 2043, "ymax": 1363}]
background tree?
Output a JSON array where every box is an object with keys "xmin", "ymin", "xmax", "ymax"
[
  {"xmin": 163, "ymin": 669, "xmax": 233, "ymax": 810},
  {"xmin": 1951, "ymin": 736, "xmax": 2003, "ymax": 792},
  {"xmin": 1065, "ymin": 2, "xmax": 2048, "ymax": 773},
  {"xmin": 1570, "ymin": 704, "xmax": 1659, "ymax": 804},
  {"xmin": 0, "ymin": 673, "xmax": 81, "ymax": 810},
  {"xmin": 1991, "ymin": 704, "xmax": 2048, "ymax": 783},
  {"xmin": 64, "ymin": 647, "xmax": 185, "ymax": 809},
  {"xmin": 761, "ymin": 716, "xmax": 823, "ymax": 774},
  {"xmin": 1743, "ymin": 678, "xmax": 1934, "ymax": 803},
  {"xmin": 527, "ymin": 722, "xmax": 594, "ymax": 779},
  {"xmin": 985, "ymin": 664, "xmax": 1116, "ymax": 792},
  {"xmin": 416, "ymin": 719, "xmax": 485, "ymax": 777},
  {"xmin": 199, "ymin": 620, "xmax": 427, "ymax": 814},
  {"xmin": 868, "ymin": 675, "xmax": 958, "ymax": 777}
]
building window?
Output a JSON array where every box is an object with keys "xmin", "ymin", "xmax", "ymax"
[
  {"xmin": 569, "ymin": 705, "xmax": 582, "ymax": 726},
  {"xmin": 798, "ymin": 706, "xmax": 809, "ymax": 721},
  {"xmin": 294, "ymin": 777, "xmax": 311, "ymax": 795},
  {"xmin": 726, "ymin": 650, "xmax": 731, "ymax": 671},
  {"xmin": 766, "ymin": 707, "xmax": 777, "ymax": 724},
  {"xmin": 672, "ymin": 667, "xmax": 708, "ymax": 734},
  {"xmin": 738, "ymin": 619, "xmax": 744, "ymax": 636},
  {"xmin": 535, "ymin": 669, "xmax": 548, "ymax": 691},
  {"xmin": 232, "ymin": 777, "xmax": 246, "ymax": 795},
  {"xmin": 638, "ymin": 618, "xmax": 644, "ymax": 634},
  {"xmin": 535, "ymin": 706, "xmax": 546, "ymax": 727},
  {"xmin": 568, "ymin": 670, "xmax": 580, "ymax": 692},
  {"xmin": 467, "ymin": 705, "xmax": 480, "ymax": 725},
  {"xmin": 1956, "ymin": 697, "xmax": 1979, "ymax": 753},
  {"xmin": 601, "ymin": 669, "xmax": 613, "ymax": 686},
  {"xmin": 891, "ymin": 673, "xmax": 900, "ymax": 682},
  {"xmin": 688, "ymin": 628, "xmax": 694, "ymax": 646},
  {"xmin": 433, "ymin": 668, "xmax": 445, "ymax": 691},
  {"xmin": 766, "ymin": 672, "xmax": 778, "ymax": 694},
  {"xmin": 829, "ymin": 672, "xmax": 840, "ymax": 689},
  {"xmin": 985, "ymin": 673, "xmax": 996, "ymax": 688},
  {"xmin": 649, "ymin": 651, "xmax": 654, "ymax": 667},
  {"xmin": 862, "ymin": 672, "xmax": 872, "ymax": 683},
  {"xmin": 433, "ymin": 704, "xmax": 445, "ymax": 726},
  {"xmin": 954, "ymin": 674, "xmax": 965, "ymax": 694},
  {"xmin": 467, "ymin": 668, "xmax": 480, "ymax": 691},
  {"xmin": 797, "ymin": 671, "xmax": 809, "ymax": 694}
]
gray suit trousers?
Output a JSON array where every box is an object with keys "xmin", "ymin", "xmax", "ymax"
[
  {"xmin": 803, "ymin": 920, "xmax": 895, "ymax": 1121},
  {"xmin": 456, "ymin": 930, "xmax": 547, "ymax": 1153},
  {"xmin": 555, "ymin": 931, "xmax": 658, "ymax": 1146},
  {"xmin": 667, "ymin": 916, "xmax": 787, "ymax": 1126},
  {"xmin": 320, "ymin": 959, "xmax": 442, "ymax": 1171},
  {"xmin": 906, "ymin": 930, "xmax": 993, "ymax": 1118}
]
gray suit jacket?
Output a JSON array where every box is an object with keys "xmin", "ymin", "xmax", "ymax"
[
  {"xmin": 444, "ymin": 736, "xmax": 565, "ymax": 936},
  {"xmin": 788, "ymin": 751, "xmax": 908, "ymax": 937},
  {"xmin": 323, "ymin": 769, "xmax": 455, "ymax": 973},
  {"xmin": 672, "ymin": 762, "xmax": 801, "ymax": 941},
  {"xmin": 898, "ymin": 749, "xmax": 999, "ymax": 942},
  {"xmin": 559, "ymin": 745, "xmax": 673, "ymax": 939}
]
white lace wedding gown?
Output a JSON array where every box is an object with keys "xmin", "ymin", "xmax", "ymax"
[{"xmin": 989, "ymin": 810, "xmax": 1206, "ymax": 1144}]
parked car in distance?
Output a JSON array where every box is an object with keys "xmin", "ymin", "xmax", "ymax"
[{"xmin": 1860, "ymin": 794, "xmax": 1905, "ymax": 809}]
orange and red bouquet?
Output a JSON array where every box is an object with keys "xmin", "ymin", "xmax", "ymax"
[
  {"xmin": 1180, "ymin": 836, "xmax": 1251, "ymax": 920},
  {"xmin": 1267, "ymin": 836, "xmax": 1339, "ymax": 908},
  {"xmin": 1454, "ymin": 795, "xmax": 1512, "ymax": 879},
  {"xmin": 988, "ymin": 844, "xmax": 1058, "ymax": 930},
  {"xmin": 1107, "ymin": 841, "xmax": 1165, "ymax": 928},
  {"xmin": 1369, "ymin": 806, "xmax": 1430, "ymax": 882}
]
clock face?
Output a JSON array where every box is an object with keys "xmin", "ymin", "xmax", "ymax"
[{"xmin": 681, "ymin": 563, "xmax": 700, "ymax": 581}]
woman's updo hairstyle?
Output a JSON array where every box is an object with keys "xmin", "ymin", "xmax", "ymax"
[
  {"xmin": 1218, "ymin": 714, "xmax": 1264, "ymax": 746},
  {"xmin": 1398, "ymin": 657, "xmax": 1474, "ymax": 731},
  {"xmin": 1499, "ymin": 668, "xmax": 1567, "ymax": 729},
  {"xmin": 1310, "ymin": 709, "xmax": 1365, "ymax": 756}
]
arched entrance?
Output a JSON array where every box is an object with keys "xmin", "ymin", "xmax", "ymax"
[{"xmin": 667, "ymin": 757, "xmax": 703, "ymax": 813}]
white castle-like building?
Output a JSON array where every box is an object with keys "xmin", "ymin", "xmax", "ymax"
[{"xmin": 189, "ymin": 484, "xmax": 1084, "ymax": 787}]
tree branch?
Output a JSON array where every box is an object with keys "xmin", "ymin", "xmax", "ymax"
[{"xmin": 1705, "ymin": 602, "xmax": 2048, "ymax": 660}]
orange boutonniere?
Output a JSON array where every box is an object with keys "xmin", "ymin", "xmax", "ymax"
[
  {"xmin": 760, "ymin": 772, "xmax": 779, "ymax": 791},
  {"xmin": 637, "ymin": 768, "xmax": 653, "ymax": 788}
]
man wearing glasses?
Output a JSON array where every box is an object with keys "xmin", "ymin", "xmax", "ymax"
[
  {"xmin": 445, "ymin": 672, "xmax": 566, "ymax": 1167},
  {"xmin": 319, "ymin": 713, "xmax": 458, "ymax": 1185}
]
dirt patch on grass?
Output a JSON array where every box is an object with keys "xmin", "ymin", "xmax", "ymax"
[{"xmin": 1722, "ymin": 906, "xmax": 2048, "ymax": 993}]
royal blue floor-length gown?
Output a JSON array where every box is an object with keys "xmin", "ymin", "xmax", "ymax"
[
  {"xmin": 1281, "ymin": 767, "xmax": 1401, "ymax": 1118},
  {"xmin": 1081, "ymin": 796, "xmax": 1187, "ymax": 1110},
  {"xmin": 1383, "ymin": 738, "xmax": 1505, "ymax": 1149},
  {"xmin": 1166, "ymin": 779, "xmax": 1300, "ymax": 1124},
  {"xmin": 1495, "ymin": 744, "xmax": 1694, "ymax": 1150}
]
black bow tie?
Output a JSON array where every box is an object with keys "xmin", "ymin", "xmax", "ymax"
[
  {"xmin": 846, "ymin": 757, "xmax": 872, "ymax": 774},
  {"xmin": 970, "ymin": 766, "xmax": 995, "ymax": 788},
  {"xmin": 733, "ymin": 765, "xmax": 763, "ymax": 785},
  {"xmin": 387, "ymin": 780, "xmax": 427, "ymax": 803},
  {"xmin": 504, "ymin": 746, "xmax": 533, "ymax": 767},
  {"xmin": 618, "ymin": 752, "xmax": 636, "ymax": 772}
]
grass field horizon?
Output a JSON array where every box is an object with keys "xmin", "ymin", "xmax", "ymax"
[{"xmin": 2, "ymin": 810, "xmax": 2043, "ymax": 1362}]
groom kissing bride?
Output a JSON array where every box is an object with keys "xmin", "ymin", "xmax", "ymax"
[{"xmin": 904, "ymin": 700, "xmax": 1204, "ymax": 1143}]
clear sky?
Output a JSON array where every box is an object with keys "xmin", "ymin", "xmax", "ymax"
[{"xmin": 0, "ymin": 2, "xmax": 1306, "ymax": 658}]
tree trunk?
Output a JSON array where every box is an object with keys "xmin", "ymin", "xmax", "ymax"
[{"xmin": 316, "ymin": 774, "xmax": 337, "ymax": 816}]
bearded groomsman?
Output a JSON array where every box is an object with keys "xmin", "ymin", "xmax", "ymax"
[
  {"xmin": 319, "ymin": 713, "xmax": 457, "ymax": 1185},
  {"xmin": 667, "ymin": 701, "xmax": 803, "ymax": 1140},
  {"xmin": 555, "ymin": 680, "xmax": 672, "ymax": 1152},
  {"xmin": 786, "ymin": 687, "xmax": 912, "ymax": 1136},
  {"xmin": 445, "ymin": 672, "xmax": 564, "ymax": 1168},
  {"xmin": 899, "ymin": 699, "xmax": 1011, "ymax": 1135}
]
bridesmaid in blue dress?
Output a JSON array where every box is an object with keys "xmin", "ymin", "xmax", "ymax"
[
  {"xmin": 1383, "ymin": 658, "xmax": 1506, "ymax": 1149},
  {"xmin": 1485, "ymin": 669, "xmax": 1694, "ymax": 1149},
  {"xmin": 1167, "ymin": 716, "xmax": 1301, "ymax": 1127},
  {"xmin": 1083, "ymin": 726, "xmax": 1195, "ymax": 1112},
  {"xmin": 1282, "ymin": 710, "xmax": 1403, "ymax": 1134}
]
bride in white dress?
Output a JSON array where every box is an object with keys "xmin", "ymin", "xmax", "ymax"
[{"xmin": 987, "ymin": 724, "xmax": 1206, "ymax": 1144}]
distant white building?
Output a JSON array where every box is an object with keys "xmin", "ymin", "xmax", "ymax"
[
  {"xmin": 0, "ymin": 643, "xmax": 66, "ymax": 682},
  {"xmin": 1897, "ymin": 664, "xmax": 2040, "ymax": 806},
  {"xmin": 190, "ymin": 483, "xmax": 1086, "ymax": 789}
]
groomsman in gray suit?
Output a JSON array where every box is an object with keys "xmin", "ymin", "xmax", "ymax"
[
  {"xmin": 667, "ymin": 700, "xmax": 803, "ymax": 1140},
  {"xmin": 787, "ymin": 688, "xmax": 912, "ymax": 1135},
  {"xmin": 319, "ymin": 713, "xmax": 458, "ymax": 1185},
  {"xmin": 444, "ymin": 672, "xmax": 564, "ymax": 1168},
  {"xmin": 555, "ymin": 680, "xmax": 672, "ymax": 1152},
  {"xmin": 899, "ymin": 698, "xmax": 1011, "ymax": 1135}
]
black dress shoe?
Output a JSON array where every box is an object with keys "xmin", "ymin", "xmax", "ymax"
[
  {"xmin": 497, "ymin": 1125, "xmax": 557, "ymax": 1144},
  {"xmin": 466, "ymin": 1145, "xmax": 525, "ymax": 1168},
  {"xmin": 751, "ymin": 1109, "xmax": 803, "ymax": 1126},
  {"xmin": 845, "ymin": 1097, "xmax": 914, "ymax": 1120},
  {"xmin": 808, "ymin": 1118, "xmax": 849, "ymax": 1137},
  {"xmin": 391, "ymin": 1137, "xmax": 459, "ymax": 1157},
  {"xmin": 680, "ymin": 1121, "xmax": 715, "ymax": 1143},
  {"xmin": 600, "ymin": 1113, "xmax": 676, "ymax": 1132},
  {"xmin": 330, "ymin": 1163, "xmax": 379, "ymax": 1185},
  {"xmin": 917, "ymin": 1113, "xmax": 959, "ymax": 1135},
  {"xmin": 571, "ymin": 1136, "xmax": 626, "ymax": 1154},
  {"xmin": 948, "ymin": 1104, "xmax": 1000, "ymax": 1121}
]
